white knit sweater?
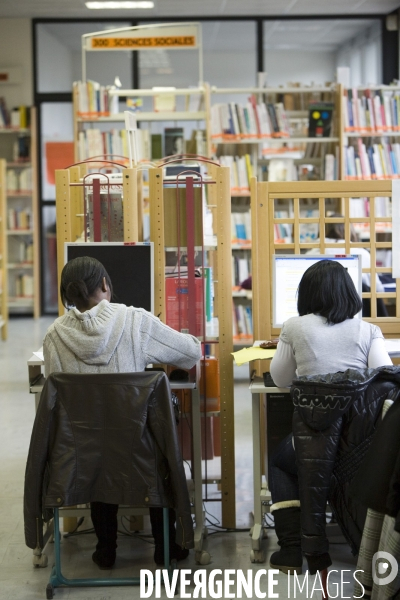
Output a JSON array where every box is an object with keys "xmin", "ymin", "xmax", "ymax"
[{"xmin": 43, "ymin": 300, "xmax": 201, "ymax": 376}]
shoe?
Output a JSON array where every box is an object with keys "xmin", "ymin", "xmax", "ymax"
[
  {"xmin": 154, "ymin": 543, "xmax": 189, "ymax": 566},
  {"xmin": 269, "ymin": 504, "xmax": 303, "ymax": 575},
  {"xmin": 92, "ymin": 550, "xmax": 116, "ymax": 570}
]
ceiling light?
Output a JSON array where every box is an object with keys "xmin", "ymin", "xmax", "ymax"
[{"xmin": 86, "ymin": 1, "xmax": 154, "ymax": 9}]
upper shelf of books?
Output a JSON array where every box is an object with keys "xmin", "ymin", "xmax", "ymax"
[
  {"xmin": 343, "ymin": 86, "xmax": 400, "ymax": 137},
  {"xmin": 73, "ymin": 81, "xmax": 208, "ymax": 121},
  {"xmin": 210, "ymin": 85, "xmax": 339, "ymax": 144}
]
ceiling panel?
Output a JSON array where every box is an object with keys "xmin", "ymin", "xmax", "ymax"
[{"xmin": 0, "ymin": 0, "xmax": 399, "ymax": 18}]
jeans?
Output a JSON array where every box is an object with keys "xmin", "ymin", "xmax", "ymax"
[{"xmin": 269, "ymin": 433, "xmax": 300, "ymax": 503}]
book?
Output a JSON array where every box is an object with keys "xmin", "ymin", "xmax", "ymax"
[
  {"xmin": 151, "ymin": 134, "xmax": 162, "ymax": 160},
  {"xmin": 308, "ymin": 102, "xmax": 334, "ymax": 137},
  {"xmin": 164, "ymin": 127, "xmax": 184, "ymax": 157}
]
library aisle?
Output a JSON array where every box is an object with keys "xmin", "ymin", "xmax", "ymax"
[{"xmin": 0, "ymin": 318, "xmax": 356, "ymax": 599}]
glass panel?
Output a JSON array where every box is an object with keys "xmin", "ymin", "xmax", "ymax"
[
  {"xmin": 138, "ymin": 21, "xmax": 256, "ymax": 100},
  {"xmin": 37, "ymin": 22, "xmax": 133, "ymax": 93},
  {"xmin": 42, "ymin": 205, "xmax": 58, "ymax": 314},
  {"xmin": 41, "ymin": 103, "xmax": 74, "ymax": 201}
]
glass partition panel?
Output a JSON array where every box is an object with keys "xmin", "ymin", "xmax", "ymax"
[{"xmin": 40, "ymin": 103, "xmax": 74, "ymax": 201}]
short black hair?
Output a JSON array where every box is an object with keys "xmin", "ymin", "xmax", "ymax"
[
  {"xmin": 60, "ymin": 256, "xmax": 113, "ymax": 308},
  {"xmin": 297, "ymin": 259, "xmax": 362, "ymax": 324}
]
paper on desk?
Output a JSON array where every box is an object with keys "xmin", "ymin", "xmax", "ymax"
[
  {"xmin": 231, "ymin": 347, "xmax": 276, "ymax": 366},
  {"xmin": 33, "ymin": 351, "xmax": 44, "ymax": 361}
]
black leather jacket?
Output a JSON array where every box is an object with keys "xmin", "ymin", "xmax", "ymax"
[
  {"xmin": 24, "ymin": 371, "xmax": 194, "ymax": 551},
  {"xmin": 291, "ymin": 366, "xmax": 400, "ymax": 567}
]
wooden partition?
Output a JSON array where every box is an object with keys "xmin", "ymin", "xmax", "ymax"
[
  {"xmin": 55, "ymin": 163, "xmax": 139, "ymax": 315},
  {"xmin": 149, "ymin": 165, "xmax": 236, "ymax": 528},
  {"xmin": 251, "ymin": 180, "xmax": 396, "ymax": 352}
]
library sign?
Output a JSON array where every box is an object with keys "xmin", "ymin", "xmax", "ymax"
[{"xmin": 85, "ymin": 25, "xmax": 199, "ymax": 51}]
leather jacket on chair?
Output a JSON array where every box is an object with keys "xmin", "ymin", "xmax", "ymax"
[
  {"xmin": 291, "ymin": 366, "xmax": 400, "ymax": 569},
  {"xmin": 24, "ymin": 371, "xmax": 194, "ymax": 551}
]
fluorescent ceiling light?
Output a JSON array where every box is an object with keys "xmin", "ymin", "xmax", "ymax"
[{"xmin": 86, "ymin": 1, "xmax": 154, "ymax": 8}]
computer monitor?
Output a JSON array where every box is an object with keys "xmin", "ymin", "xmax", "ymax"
[
  {"xmin": 65, "ymin": 242, "xmax": 154, "ymax": 313},
  {"xmin": 273, "ymin": 254, "xmax": 363, "ymax": 328}
]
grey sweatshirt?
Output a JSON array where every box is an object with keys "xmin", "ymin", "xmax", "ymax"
[{"xmin": 43, "ymin": 300, "xmax": 202, "ymax": 376}]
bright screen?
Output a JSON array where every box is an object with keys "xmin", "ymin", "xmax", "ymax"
[{"xmin": 273, "ymin": 255, "xmax": 362, "ymax": 327}]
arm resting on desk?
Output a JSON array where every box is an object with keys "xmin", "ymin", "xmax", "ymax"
[
  {"xmin": 368, "ymin": 337, "xmax": 392, "ymax": 368},
  {"xmin": 270, "ymin": 340, "xmax": 297, "ymax": 388}
]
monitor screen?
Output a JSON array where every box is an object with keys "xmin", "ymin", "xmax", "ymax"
[
  {"xmin": 65, "ymin": 243, "xmax": 154, "ymax": 313},
  {"xmin": 273, "ymin": 254, "xmax": 363, "ymax": 328}
]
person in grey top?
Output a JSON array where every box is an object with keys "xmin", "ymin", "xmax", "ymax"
[
  {"xmin": 268, "ymin": 260, "xmax": 391, "ymax": 576},
  {"xmin": 43, "ymin": 256, "xmax": 201, "ymax": 570}
]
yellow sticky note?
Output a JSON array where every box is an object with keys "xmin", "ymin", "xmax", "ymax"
[{"xmin": 231, "ymin": 347, "xmax": 276, "ymax": 366}]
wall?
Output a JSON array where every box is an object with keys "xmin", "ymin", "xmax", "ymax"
[
  {"xmin": 0, "ymin": 19, "xmax": 33, "ymax": 108},
  {"xmin": 265, "ymin": 50, "xmax": 336, "ymax": 86},
  {"xmin": 37, "ymin": 25, "xmax": 74, "ymax": 93},
  {"xmin": 336, "ymin": 21, "xmax": 382, "ymax": 86}
]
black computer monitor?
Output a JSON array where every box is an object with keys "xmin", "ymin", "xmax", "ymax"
[{"xmin": 65, "ymin": 242, "xmax": 154, "ymax": 313}]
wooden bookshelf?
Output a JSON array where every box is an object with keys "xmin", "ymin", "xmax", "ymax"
[
  {"xmin": 73, "ymin": 83, "xmax": 212, "ymax": 163},
  {"xmin": 0, "ymin": 159, "xmax": 7, "ymax": 339},
  {"xmin": 0, "ymin": 107, "xmax": 40, "ymax": 317},
  {"xmin": 149, "ymin": 163, "xmax": 236, "ymax": 528}
]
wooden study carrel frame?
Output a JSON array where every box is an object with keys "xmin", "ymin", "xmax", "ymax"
[{"xmin": 251, "ymin": 180, "xmax": 397, "ymax": 345}]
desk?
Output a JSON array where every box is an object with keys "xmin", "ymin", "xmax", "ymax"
[
  {"xmin": 249, "ymin": 337, "xmax": 400, "ymax": 563},
  {"xmin": 27, "ymin": 352, "xmax": 210, "ymax": 567}
]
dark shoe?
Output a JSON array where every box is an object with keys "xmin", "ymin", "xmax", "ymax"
[
  {"xmin": 154, "ymin": 543, "xmax": 189, "ymax": 566},
  {"xmin": 269, "ymin": 505, "xmax": 303, "ymax": 575},
  {"xmin": 92, "ymin": 550, "xmax": 116, "ymax": 570},
  {"xmin": 270, "ymin": 547, "xmax": 302, "ymax": 574}
]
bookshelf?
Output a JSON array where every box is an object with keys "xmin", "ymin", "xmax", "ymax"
[
  {"xmin": 149, "ymin": 162, "xmax": 235, "ymax": 528},
  {"xmin": 342, "ymin": 85, "xmax": 400, "ymax": 183},
  {"xmin": 73, "ymin": 82, "xmax": 212, "ymax": 163},
  {"xmin": 0, "ymin": 107, "xmax": 40, "ymax": 317},
  {"xmin": 210, "ymin": 84, "xmax": 341, "ymax": 345},
  {"xmin": 0, "ymin": 159, "xmax": 7, "ymax": 339}
]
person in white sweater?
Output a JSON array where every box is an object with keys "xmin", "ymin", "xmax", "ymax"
[{"xmin": 43, "ymin": 256, "xmax": 202, "ymax": 569}]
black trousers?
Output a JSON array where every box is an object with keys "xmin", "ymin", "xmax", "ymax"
[{"xmin": 90, "ymin": 501, "xmax": 175, "ymax": 551}]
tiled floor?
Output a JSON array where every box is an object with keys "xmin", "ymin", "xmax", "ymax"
[{"xmin": 0, "ymin": 318, "xmax": 357, "ymax": 599}]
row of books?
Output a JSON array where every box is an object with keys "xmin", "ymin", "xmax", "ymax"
[
  {"xmin": 343, "ymin": 88, "xmax": 400, "ymax": 133},
  {"xmin": 348, "ymin": 197, "xmax": 392, "ymax": 218},
  {"xmin": 232, "ymin": 302, "xmax": 253, "ymax": 340},
  {"xmin": 345, "ymin": 139, "xmax": 400, "ymax": 180},
  {"xmin": 8, "ymin": 208, "xmax": 32, "ymax": 231},
  {"xmin": 6, "ymin": 167, "xmax": 32, "ymax": 192},
  {"xmin": 220, "ymin": 154, "xmax": 253, "ymax": 192},
  {"xmin": 0, "ymin": 100, "xmax": 30, "ymax": 129},
  {"xmin": 14, "ymin": 273, "xmax": 34, "ymax": 298},
  {"xmin": 231, "ymin": 212, "xmax": 252, "ymax": 245},
  {"xmin": 74, "ymin": 81, "xmax": 118, "ymax": 117},
  {"xmin": 211, "ymin": 98, "xmax": 291, "ymax": 140},
  {"xmin": 12, "ymin": 136, "xmax": 30, "ymax": 162},
  {"xmin": 232, "ymin": 255, "xmax": 251, "ymax": 288},
  {"xmin": 9, "ymin": 240, "xmax": 34, "ymax": 264}
]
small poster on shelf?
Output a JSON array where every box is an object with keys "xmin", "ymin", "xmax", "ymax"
[{"xmin": 308, "ymin": 102, "xmax": 334, "ymax": 137}]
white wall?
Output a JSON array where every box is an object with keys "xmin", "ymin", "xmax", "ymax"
[
  {"xmin": 336, "ymin": 21, "xmax": 382, "ymax": 86},
  {"xmin": 0, "ymin": 19, "xmax": 33, "ymax": 107},
  {"xmin": 265, "ymin": 50, "xmax": 336, "ymax": 86}
]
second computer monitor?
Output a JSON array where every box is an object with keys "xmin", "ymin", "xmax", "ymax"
[{"xmin": 273, "ymin": 254, "xmax": 363, "ymax": 328}]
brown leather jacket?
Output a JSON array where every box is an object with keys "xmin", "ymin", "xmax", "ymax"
[{"xmin": 24, "ymin": 371, "xmax": 194, "ymax": 550}]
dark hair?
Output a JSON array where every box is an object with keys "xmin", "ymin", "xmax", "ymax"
[
  {"xmin": 60, "ymin": 256, "xmax": 113, "ymax": 308},
  {"xmin": 297, "ymin": 260, "xmax": 362, "ymax": 324},
  {"xmin": 325, "ymin": 214, "xmax": 359, "ymax": 243}
]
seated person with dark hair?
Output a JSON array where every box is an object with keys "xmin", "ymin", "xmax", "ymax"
[
  {"xmin": 268, "ymin": 260, "xmax": 392, "ymax": 575},
  {"xmin": 43, "ymin": 256, "xmax": 202, "ymax": 569}
]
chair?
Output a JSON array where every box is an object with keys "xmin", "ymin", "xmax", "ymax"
[{"xmin": 24, "ymin": 371, "xmax": 194, "ymax": 598}]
